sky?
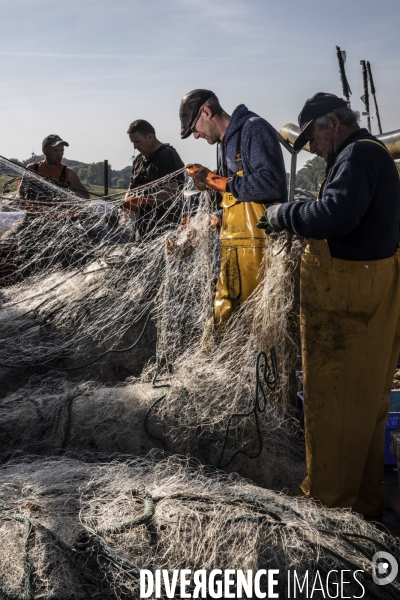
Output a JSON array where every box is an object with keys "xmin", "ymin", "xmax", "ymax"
[{"xmin": 1, "ymin": 0, "xmax": 399, "ymax": 173}]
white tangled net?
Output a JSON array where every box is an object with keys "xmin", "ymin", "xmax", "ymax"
[
  {"xmin": 0, "ymin": 155, "xmax": 303, "ymax": 487},
  {"xmin": 0, "ymin": 453, "xmax": 399, "ymax": 600},
  {"xmin": 1, "ymin": 157, "xmax": 396, "ymax": 599}
]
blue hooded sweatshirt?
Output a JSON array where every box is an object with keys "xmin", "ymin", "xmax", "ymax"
[{"xmin": 218, "ymin": 104, "xmax": 287, "ymax": 204}]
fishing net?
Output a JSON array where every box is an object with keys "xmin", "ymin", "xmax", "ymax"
[
  {"xmin": 0, "ymin": 159, "xmax": 397, "ymax": 599},
  {"xmin": 0, "ymin": 155, "xmax": 303, "ymax": 487},
  {"xmin": 0, "ymin": 368, "xmax": 303, "ymax": 490},
  {"xmin": 0, "ymin": 453, "xmax": 398, "ymax": 600}
]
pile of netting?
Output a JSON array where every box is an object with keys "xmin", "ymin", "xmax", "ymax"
[
  {"xmin": 0, "ymin": 159, "xmax": 398, "ymax": 599},
  {"xmin": 0, "ymin": 453, "xmax": 398, "ymax": 600},
  {"xmin": 0, "ymin": 155, "xmax": 303, "ymax": 488}
]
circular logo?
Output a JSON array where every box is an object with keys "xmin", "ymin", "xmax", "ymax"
[{"xmin": 372, "ymin": 551, "xmax": 398, "ymax": 586}]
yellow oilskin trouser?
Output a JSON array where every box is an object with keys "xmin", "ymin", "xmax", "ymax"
[
  {"xmin": 214, "ymin": 185, "xmax": 266, "ymax": 325},
  {"xmin": 299, "ymin": 237, "xmax": 400, "ymax": 515}
]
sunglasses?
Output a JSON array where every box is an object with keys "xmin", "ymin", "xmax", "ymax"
[{"xmin": 190, "ymin": 107, "xmax": 204, "ymax": 134}]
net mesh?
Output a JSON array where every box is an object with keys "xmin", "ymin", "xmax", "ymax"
[
  {"xmin": 0, "ymin": 155, "xmax": 303, "ymax": 487},
  {"xmin": 0, "ymin": 158, "xmax": 398, "ymax": 599},
  {"xmin": 0, "ymin": 453, "xmax": 398, "ymax": 600}
]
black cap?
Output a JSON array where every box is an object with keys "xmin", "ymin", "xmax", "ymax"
[
  {"xmin": 179, "ymin": 89, "xmax": 215, "ymax": 139},
  {"xmin": 42, "ymin": 134, "xmax": 69, "ymax": 149},
  {"xmin": 293, "ymin": 92, "xmax": 348, "ymax": 151}
]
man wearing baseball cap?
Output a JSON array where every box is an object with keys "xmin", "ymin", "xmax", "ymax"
[
  {"xmin": 179, "ymin": 89, "xmax": 286, "ymax": 328},
  {"xmin": 21, "ymin": 134, "xmax": 89, "ymax": 199},
  {"xmin": 259, "ymin": 92, "xmax": 400, "ymax": 520}
]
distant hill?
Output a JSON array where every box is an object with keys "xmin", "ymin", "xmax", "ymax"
[{"xmin": 9, "ymin": 155, "xmax": 131, "ymax": 190}]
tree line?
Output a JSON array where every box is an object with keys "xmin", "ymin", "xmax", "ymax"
[
  {"xmin": 11, "ymin": 154, "xmax": 326, "ymax": 193},
  {"xmin": 14, "ymin": 154, "xmax": 395, "ymax": 196},
  {"xmin": 10, "ymin": 155, "xmax": 132, "ymax": 189},
  {"xmin": 295, "ymin": 156, "xmax": 326, "ymax": 192}
]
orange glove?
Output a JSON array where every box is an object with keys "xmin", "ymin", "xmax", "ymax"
[
  {"xmin": 179, "ymin": 215, "xmax": 220, "ymax": 231},
  {"xmin": 209, "ymin": 214, "xmax": 221, "ymax": 229},
  {"xmin": 178, "ymin": 216, "xmax": 190, "ymax": 231},
  {"xmin": 186, "ymin": 164, "xmax": 229, "ymax": 193},
  {"xmin": 122, "ymin": 195, "xmax": 148, "ymax": 213}
]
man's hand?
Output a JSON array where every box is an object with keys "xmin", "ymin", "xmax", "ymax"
[
  {"xmin": 186, "ymin": 164, "xmax": 210, "ymax": 191},
  {"xmin": 257, "ymin": 205, "xmax": 283, "ymax": 234},
  {"xmin": 122, "ymin": 195, "xmax": 148, "ymax": 213},
  {"xmin": 20, "ymin": 202, "xmax": 82, "ymax": 221},
  {"xmin": 209, "ymin": 215, "xmax": 221, "ymax": 229},
  {"xmin": 179, "ymin": 216, "xmax": 190, "ymax": 231},
  {"xmin": 21, "ymin": 201, "xmax": 46, "ymax": 215},
  {"xmin": 186, "ymin": 164, "xmax": 229, "ymax": 193},
  {"xmin": 179, "ymin": 215, "xmax": 220, "ymax": 232}
]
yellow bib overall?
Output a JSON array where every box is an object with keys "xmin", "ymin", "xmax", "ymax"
[
  {"xmin": 299, "ymin": 139, "xmax": 400, "ymax": 515},
  {"xmin": 214, "ymin": 187, "xmax": 265, "ymax": 324},
  {"xmin": 214, "ymin": 130, "xmax": 266, "ymax": 325}
]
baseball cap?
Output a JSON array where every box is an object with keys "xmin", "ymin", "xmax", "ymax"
[
  {"xmin": 179, "ymin": 89, "xmax": 215, "ymax": 139},
  {"xmin": 42, "ymin": 134, "xmax": 69, "ymax": 149},
  {"xmin": 293, "ymin": 93, "xmax": 348, "ymax": 151}
]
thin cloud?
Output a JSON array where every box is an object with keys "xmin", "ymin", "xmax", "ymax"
[{"xmin": 0, "ymin": 51, "xmax": 216, "ymax": 60}]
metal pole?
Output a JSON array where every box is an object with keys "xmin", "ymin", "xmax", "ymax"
[
  {"xmin": 104, "ymin": 160, "xmax": 109, "ymax": 196},
  {"xmin": 277, "ymin": 132, "xmax": 297, "ymax": 202},
  {"xmin": 289, "ymin": 152, "xmax": 297, "ymax": 203},
  {"xmin": 367, "ymin": 61, "xmax": 383, "ymax": 134},
  {"xmin": 336, "ymin": 46, "xmax": 352, "ymax": 107},
  {"xmin": 360, "ymin": 60, "xmax": 371, "ymax": 133},
  {"xmin": 280, "ymin": 122, "xmax": 400, "ymax": 159}
]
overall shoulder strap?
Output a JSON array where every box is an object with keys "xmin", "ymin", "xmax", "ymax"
[
  {"xmin": 357, "ymin": 138, "xmax": 391, "ymax": 156},
  {"xmin": 217, "ymin": 126, "xmax": 245, "ymax": 176},
  {"xmin": 59, "ymin": 165, "xmax": 68, "ymax": 184},
  {"xmin": 33, "ymin": 163, "xmax": 39, "ymax": 172},
  {"xmin": 235, "ymin": 127, "xmax": 244, "ymax": 174},
  {"xmin": 357, "ymin": 138, "xmax": 399, "ymax": 174}
]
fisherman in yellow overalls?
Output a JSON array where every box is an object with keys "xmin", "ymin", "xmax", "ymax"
[
  {"xmin": 179, "ymin": 89, "xmax": 287, "ymax": 326},
  {"xmin": 259, "ymin": 92, "xmax": 400, "ymax": 520}
]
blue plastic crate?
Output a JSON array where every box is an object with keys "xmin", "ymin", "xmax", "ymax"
[
  {"xmin": 385, "ymin": 390, "xmax": 400, "ymax": 464},
  {"xmin": 297, "ymin": 390, "xmax": 400, "ymax": 465},
  {"xmin": 297, "ymin": 391, "xmax": 304, "ymax": 413}
]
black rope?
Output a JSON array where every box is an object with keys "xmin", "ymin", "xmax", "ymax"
[
  {"xmin": 0, "ymin": 515, "xmax": 138, "ymax": 599},
  {"xmin": 58, "ymin": 392, "xmax": 84, "ymax": 451},
  {"xmin": 0, "ymin": 464, "xmax": 398, "ymax": 600},
  {"xmin": 143, "ymin": 353, "xmax": 171, "ymax": 448},
  {"xmin": 217, "ymin": 348, "xmax": 278, "ymax": 468},
  {"xmin": 0, "ymin": 310, "xmax": 152, "ymax": 372},
  {"xmin": 84, "ymin": 488, "xmax": 154, "ymax": 536}
]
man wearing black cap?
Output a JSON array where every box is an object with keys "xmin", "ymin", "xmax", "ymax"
[
  {"xmin": 179, "ymin": 89, "xmax": 286, "ymax": 327},
  {"xmin": 21, "ymin": 134, "xmax": 89, "ymax": 199},
  {"xmin": 259, "ymin": 92, "xmax": 400, "ymax": 519}
]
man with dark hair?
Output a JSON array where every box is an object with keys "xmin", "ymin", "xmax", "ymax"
[
  {"xmin": 123, "ymin": 119, "xmax": 184, "ymax": 236},
  {"xmin": 179, "ymin": 89, "xmax": 286, "ymax": 327},
  {"xmin": 259, "ymin": 92, "xmax": 400, "ymax": 519},
  {"xmin": 19, "ymin": 134, "xmax": 89, "ymax": 201},
  {"xmin": 127, "ymin": 120, "xmax": 156, "ymax": 137}
]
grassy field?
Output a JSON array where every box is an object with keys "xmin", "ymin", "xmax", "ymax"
[
  {"xmin": 0, "ymin": 176, "xmax": 126, "ymax": 199},
  {"xmin": 85, "ymin": 183, "xmax": 126, "ymax": 197},
  {"xmin": 0, "ymin": 174, "xmax": 19, "ymax": 194}
]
